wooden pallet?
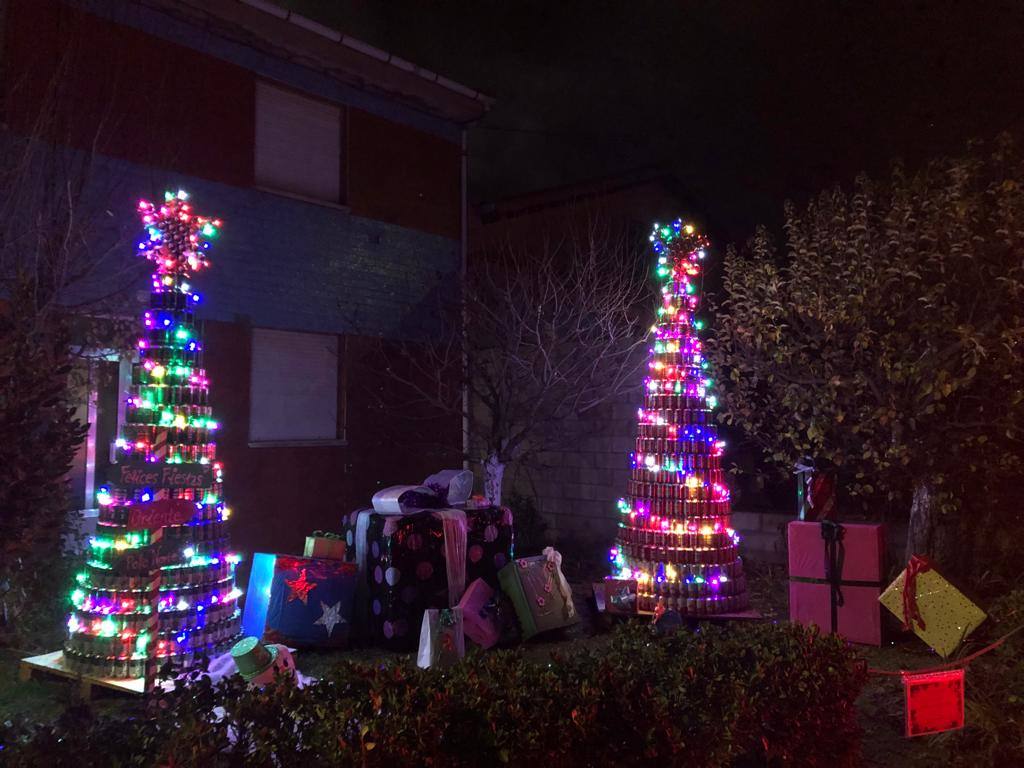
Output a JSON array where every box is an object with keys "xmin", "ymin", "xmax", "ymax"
[
  {"xmin": 19, "ymin": 651, "xmax": 171, "ymax": 699},
  {"xmin": 636, "ymin": 608, "xmax": 764, "ymax": 620}
]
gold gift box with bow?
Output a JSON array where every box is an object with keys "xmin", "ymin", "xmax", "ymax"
[{"xmin": 879, "ymin": 566, "xmax": 986, "ymax": 658}]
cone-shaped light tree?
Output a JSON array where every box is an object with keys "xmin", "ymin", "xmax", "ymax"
[
  {"xmin": 610, "ymin": 220, "xmax": 749, "ymax": 615},
  {"xmin": 64, "ymin": 190, "xmax": 240, "ymax": 679}
]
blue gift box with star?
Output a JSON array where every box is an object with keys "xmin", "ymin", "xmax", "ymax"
[{"xmin": 241, "ymin": 553, "xmax": 357, "ymax": 648}]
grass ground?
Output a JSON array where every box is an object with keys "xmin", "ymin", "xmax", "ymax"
[{"xmin": 0, "ymin": 560, "xmax": 965, "ymax": 766}]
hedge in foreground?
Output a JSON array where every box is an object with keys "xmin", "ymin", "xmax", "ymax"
[{"xmin": 1, "ymin": 621, "xmax": 866, "ymax": 767}]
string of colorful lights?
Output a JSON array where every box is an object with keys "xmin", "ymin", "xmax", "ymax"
[
  {"xmin": 609, "ymin": 220, "xmax": 750, "ymax": 614},
  {"xmin": 63, "ymin": 191, "xmax": 241, "ymax": 679}
]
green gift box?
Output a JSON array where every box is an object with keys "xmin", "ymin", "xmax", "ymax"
[{"xmin": 498, "ymin": 547, "xmax": 577, "ymax": 640}]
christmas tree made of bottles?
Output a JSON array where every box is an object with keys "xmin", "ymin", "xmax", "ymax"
[
  {"xmin": 609, "ymin": 220, "xmax": 749, "ymax": 615},
  {"xmin": 64, "ymin": 190, "xmax": 241, "ymax": 679}
]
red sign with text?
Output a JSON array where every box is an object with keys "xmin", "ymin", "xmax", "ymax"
[
  {"xmin": 127, "ymin": 498, "xmax": 198, "ymax": 529},
  {"xmin": 903, "ymin": 669, "xmax": 965, "ymax": 737}
]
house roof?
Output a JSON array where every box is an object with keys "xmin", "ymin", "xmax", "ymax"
[
  {"xmin": 477, "ymin": 170, "xmax": 689, "ymax": 223},
  {"xmin": 140, "ymin": 0, "xmax": 494, "ymax": 125}
]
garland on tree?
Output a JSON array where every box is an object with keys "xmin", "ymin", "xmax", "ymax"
[
  {"xmin": 610, "ymin": 220, "xmax": 749, "ymax": 615},
  {"xmin": 64, "ymin": 190, "xmax": 240, "ymax": 678}
]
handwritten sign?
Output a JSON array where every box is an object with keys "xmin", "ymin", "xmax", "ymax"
[
  {"xmin": 115, "ymin": 463, "xmax": 213, "ymax": 490},
  {"xmin": 110, "ymin": 546, "xmax": 180, "ymax": 575},
  {"xmin": 127, "ymin": 498, "xmax": 198, "ymax": 529},
  {"xmin": 903, "ymin": 669, "xmax": 965, "ymax": 737}
]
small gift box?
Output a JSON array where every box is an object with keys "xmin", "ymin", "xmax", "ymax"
[
  {"xmin": 879, "ymin": 556, "xmax": 986, "ymax": 658},
  {"xmin": 788, "ymin": 520, "xmax": 885, "ymax": 646},
  {"xmin": 417, "ymin": 607, "xmax": 465, "ymax": 669},
  {"xmin": 304, "ymin": 531, "xmax": 346, "ymax": 560},
  {"xmin": 498, "ymin": 547, "xmax": 577, "ymax": 640},
  {"xmin": 457, "ymin": 578, "xmax": 503, "ymax": 649},
  {"xmin": 594, "ymin": 578, "xmax": 639, "ymax": 615},
  {"xmin": 903, "ymin": 669, "xmax": 966, "ymax": 737}
]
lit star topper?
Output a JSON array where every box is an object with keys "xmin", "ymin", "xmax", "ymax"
[
  {"xmin": 137, "ymin": 189, "xmax": 222, "ymax": 278},
  {"xmin": 285, "ymin": 569, "xmax": 316, "ymax": 605}
]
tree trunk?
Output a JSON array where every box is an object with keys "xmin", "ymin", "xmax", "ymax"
[
  {"xmin": 484, "ymin": 453, "xmax": 505, "ymax": 507},
  {"xmin": 905, "ymin": 478, "xmax": 958, "ymax": 570}
]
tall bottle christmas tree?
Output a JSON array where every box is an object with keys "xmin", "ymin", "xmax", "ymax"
[
  {"xmin": 609, "ymin": 220, "xmax": 749, "ymax": 615},
  {"xmin": 64, "ymin": 190, "xmax": 241, "ymax": 679}
]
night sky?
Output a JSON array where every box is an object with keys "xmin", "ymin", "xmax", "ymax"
[{"xmin": 288, "ymin": 1, "xmax": 1023, "ymax": 244}]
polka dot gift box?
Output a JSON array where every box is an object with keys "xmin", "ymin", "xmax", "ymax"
[{"xmin": 343, "ymin": 504, "xmax": 514, "ymax": 651}]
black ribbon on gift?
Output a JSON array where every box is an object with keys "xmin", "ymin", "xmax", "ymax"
[{"xmin": 820, "ymin": 520, "xmax": 846, "ymax": 633}]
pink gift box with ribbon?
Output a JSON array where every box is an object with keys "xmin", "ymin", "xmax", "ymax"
[
  {"xmin": 787, "ymin": 520, "xmax": 885, "ymax": 646},
  {"xmin": 458, "ymin": 578, "xmax": 502, "ymax": 649}
]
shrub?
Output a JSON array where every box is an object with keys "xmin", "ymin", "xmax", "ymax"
[
  {"xmin": 0, "ymin": 295, "xmax": 87, "ymax": 648},
  {"xmin": 0, "ymin": 622, "xmax": 867, "ymax": 767}
]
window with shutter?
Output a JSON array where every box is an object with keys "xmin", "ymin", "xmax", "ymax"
[
  {"xmin": 254, "ymin": 81, "xmax": 343, "ymax": 204},
  {"xmin": 249, "ymin": 328, "xmax": 341, "ymax": 444}
]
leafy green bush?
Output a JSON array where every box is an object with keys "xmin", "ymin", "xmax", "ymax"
[
  {"xmin": 1, "ymin": 622, "xmax": 866, "ymax": 767},
  {"xmin": 0, "ymin": 294, "xmax": 87, "ymax": 647}
]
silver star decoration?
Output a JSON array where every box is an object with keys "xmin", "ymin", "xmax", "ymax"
[{"xmin": 314, "ymin": 600, "xmax": 344, "ymax": 636}]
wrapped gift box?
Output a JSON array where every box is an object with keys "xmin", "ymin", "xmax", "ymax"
[
  {"xmin": 903, "ymin": 669, "xmax": 966, "ymax": 737},
  {"xmin": 342, "ymin": 505, "xmax": 513, "ymax": 650},
  {"xmin": 304, "ymin": 532, "xmax": 346, "ymax": 560},
  {"xmin": 788, "ymin": 521, "xmax": 885, "ymax": 646},
  {"xmin": 458, "ymin": 578, "xmax": 503, "ymax": 649},
  {"xmin": 879, "ymin": 558, "xmax": 986, "ymax": 658},
  {"xmin": 241, "ymin": 553, "xmax": 357, "ymax": 648},
  {"xmin": 498, "ymin": 547, "xmax": 577, "ymax": 640},
  {"xmin": 423, "ymin": 469, "xmax": 475, "ymax": 507},
  {"xmin": 594, "ymin": 578, "xmax": 639, "ymax": 615},
  {"xmin": 417, "ymin": 607, "xmax": 465, "ymax": 668}
]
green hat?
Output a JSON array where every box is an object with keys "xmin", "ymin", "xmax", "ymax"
[{"xmin": 230, "ymin": 636, "xmax": 280, "ymax": 681}]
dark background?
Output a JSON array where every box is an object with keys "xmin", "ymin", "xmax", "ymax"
[{"xmin": 285, "ymin": 0, "xmax": 1023, "ymax": 244}]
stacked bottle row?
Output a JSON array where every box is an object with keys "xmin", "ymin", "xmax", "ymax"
[
  {"xmin": 65, "ymin": 192, "xmax": 240, "ymax": 678},
  {"xmin": 610, "ymin": 219, "xmax": 749, "ymax": 616}
]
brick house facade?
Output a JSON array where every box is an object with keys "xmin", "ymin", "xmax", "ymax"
[{"xmin": 2, "ymin": 0, "xmax": 489, "ymax": 560}]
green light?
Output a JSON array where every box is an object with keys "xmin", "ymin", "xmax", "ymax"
[
  {"xmin": 71, "ymin": 589, "xmax": 85, "ymax": 606},
  {"xmin": 694, "ymin": 320, "xmax": 705, "ymax": 330},
  {"xmin": 686, "ymin": 283, "xmax": 695, "ymax": 294},
  {"xmin": 160, "ymin": 410, "xmax": 174, "ymax": 425},
  {"xmin": 99, "ymin": 618, "xmax": 118, "ymax": 637},
  {"xmin": 202, "ymin": 223, "xmax": 217, "ymax": 237},
  {"xmin": 175, "ymin": 327, "xmax": 190, "ymax": 341},
  {"xmin": 75, "ymin": 572, "xmax": 87, "ymax": 584}
]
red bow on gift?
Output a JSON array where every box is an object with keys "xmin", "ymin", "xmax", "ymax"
[{"xmin": 902, "ymin": 555, "xmax": 933, "ymax": 631}]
